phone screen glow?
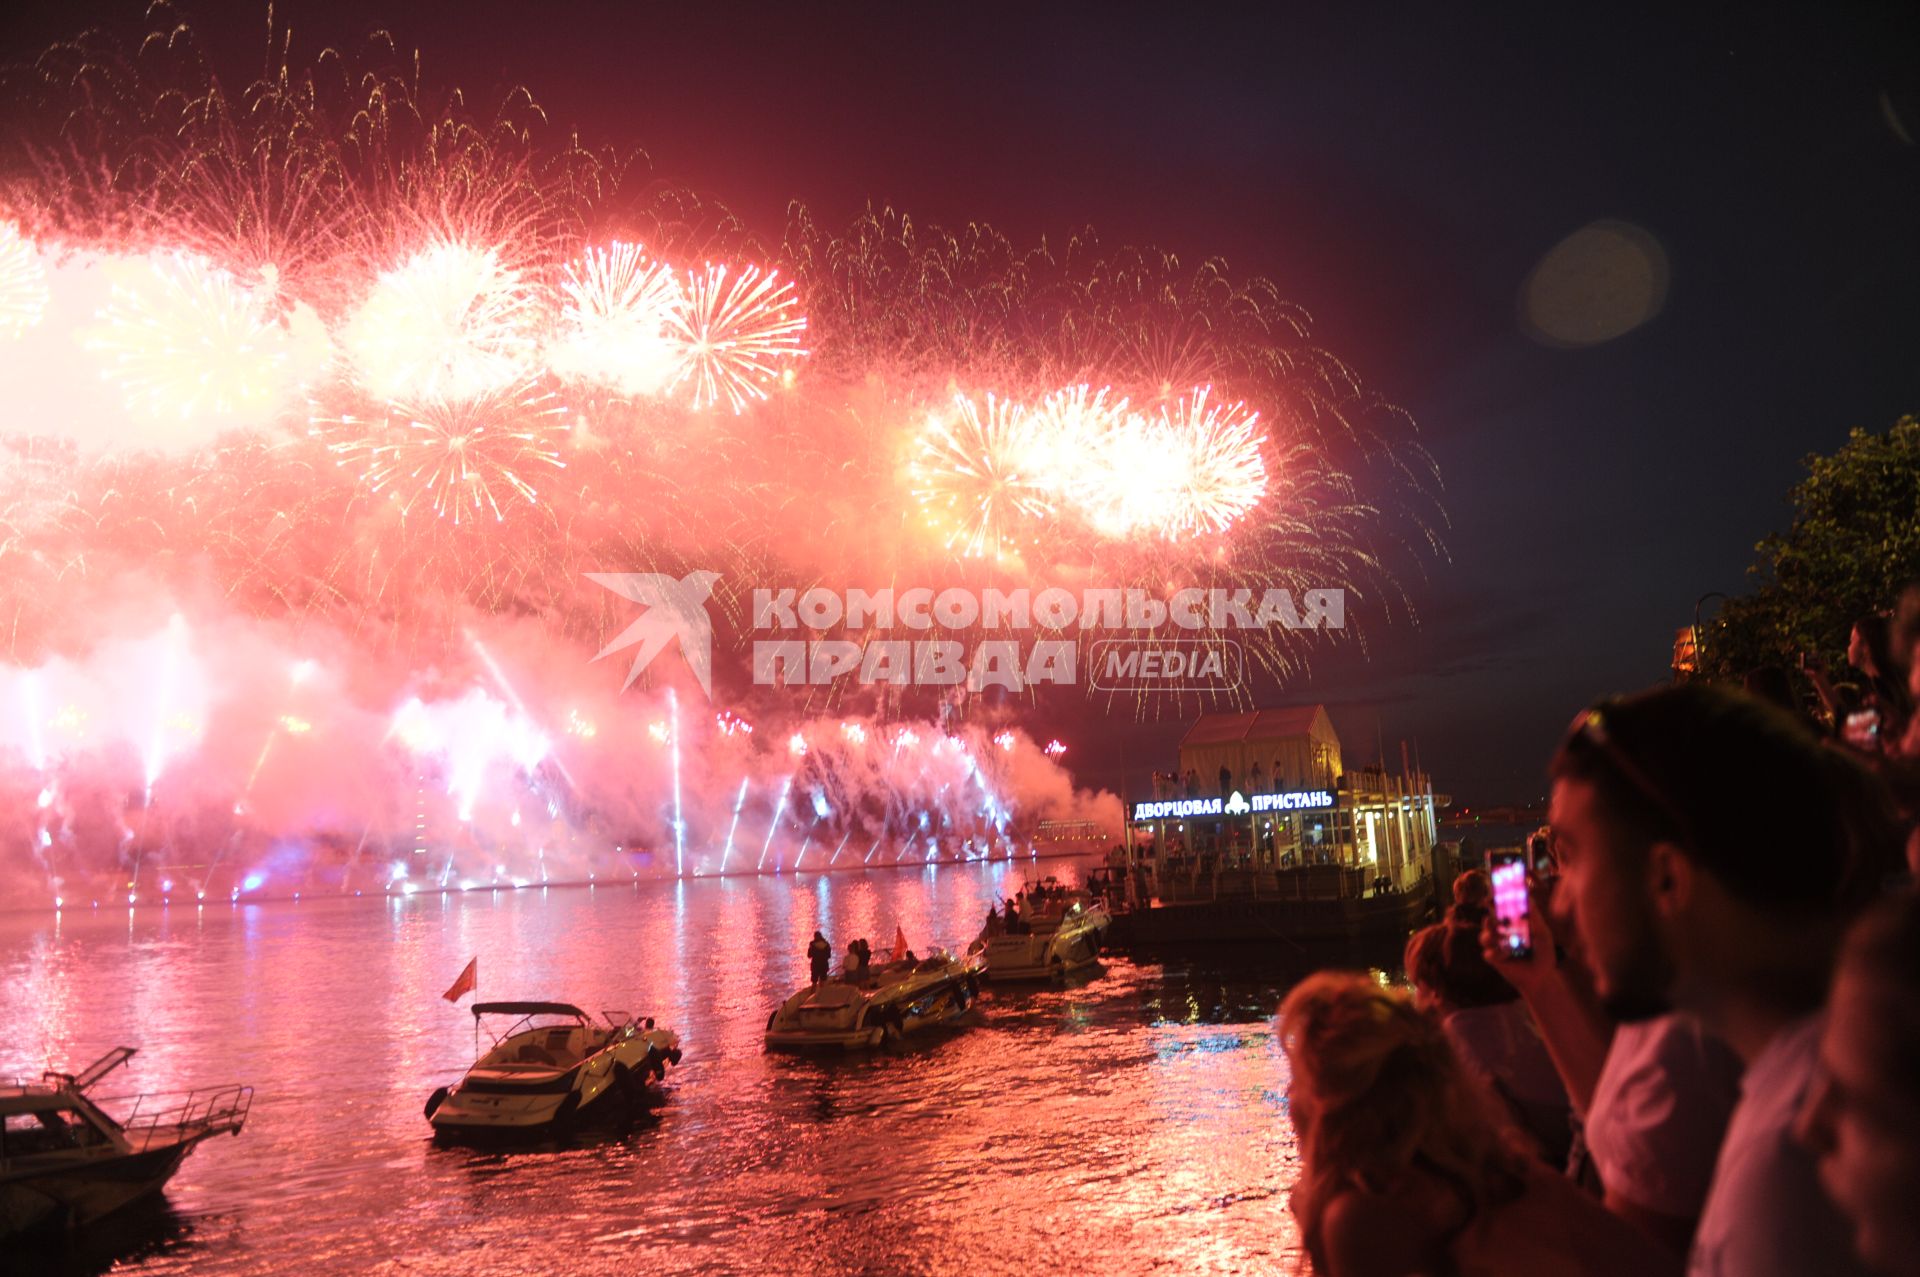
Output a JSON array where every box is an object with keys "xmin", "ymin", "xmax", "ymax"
[{"xmin": 1492, "ymin": 857, "xmax": 1531, "ymax": 953}]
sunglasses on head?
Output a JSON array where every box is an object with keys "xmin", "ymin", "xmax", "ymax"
[{"xmin": 1560, "ymin": 704, "xmax": 1698, "ymax": 848}]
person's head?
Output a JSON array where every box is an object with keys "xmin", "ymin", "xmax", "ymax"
[
  {"xmin": 1795, "ymin": 892, "xmax": 1920, "ymax": 1276},
  {"xmin": 1548, "ymin": 684, "xmax": 1901, "ymax": 1025},
  {"xmin": 1850, "ymin": 615, "xmax": 1900, "ymax": 684},
  {"xmin": 1446, "ymin": 869, "xmax": 1491, "ymax": 929},
  {"xmin": 1404, "ymin": 922, "xmax": 1518, "ymax": 1014},
  {"xmin": 1279, "ymin": 973, "xmax": 1522, "ymax": 1258}
]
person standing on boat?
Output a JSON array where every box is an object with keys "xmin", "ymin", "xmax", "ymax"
[{"xmin": 808, "ymin": 931, "xmax": 831, "ymax": 984}]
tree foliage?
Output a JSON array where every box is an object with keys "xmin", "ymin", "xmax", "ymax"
[{"xmin": 1698, "ymin": 416, "xmax": 1920, "ymax": 679}]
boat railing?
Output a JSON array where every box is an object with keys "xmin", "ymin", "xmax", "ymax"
[{"xmin": 102, "ymin": 1084, "xmax": 254, "ymax": 1152}]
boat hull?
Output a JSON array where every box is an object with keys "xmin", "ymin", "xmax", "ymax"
[
  {"xmin": 975, "ymin": 908, "xmax": 1109, "ymax": 981},
  {"xmin": 0, "ymin": 1140, "xmax": 197, "ymax": 1238},
  {"xmin": 764, "ymin": 964, "xmax": 978, "ymax": 1051}
]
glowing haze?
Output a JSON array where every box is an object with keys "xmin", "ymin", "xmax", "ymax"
[{"xmin": 0, "ymin": 14, "xmax": 1441, "ymax": 906}]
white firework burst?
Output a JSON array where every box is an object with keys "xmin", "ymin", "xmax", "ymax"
[
  {"xmin": 317, "ymin": 377, "xmax": 570, "ymax": 524},
  {"xmin": 343, "ymin": 238, "xmax": 541, "ymax": 406},
  {"xmin": 88, "ymin": 250, "xmax": 300, "ymax": 427},
  {"xmin": 667, "ymin": 264, "xmax": 807, "ymax": 413},
  {"xmin": 0, "ymin": 221, "xmax": 49, "ymax": 337},
  {"xmin": 910, "ymin": 392, "xmax": 1054, "ymax": 560},
  {"xmin": 548, "ymin": 241, "xmax": 686, "ymax": 397}
]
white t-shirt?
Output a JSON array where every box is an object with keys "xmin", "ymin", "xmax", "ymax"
[
  {"xmin": 1585, "ymin": 1013, "xmax": 1740, "ymax": 1219},
  {"xmin": 1687, "ymin": 1012, "xmax": 1873, "ymax": 1277}
]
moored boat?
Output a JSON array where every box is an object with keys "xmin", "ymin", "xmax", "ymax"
[
  {"xmin": 425, "ymin": 1002, "xmax": 681, "ymax": 1139},
  {"xmin": 970, "ymin": 895, "xmax": 1110, "ymax": 981},
  {"xmin": 765, "ymin": 951, "xmax": 980, "ymax": 1050},
  {"xmin": 0, "ymin": 1047, "xmax": 251, "ymax": 1239}
]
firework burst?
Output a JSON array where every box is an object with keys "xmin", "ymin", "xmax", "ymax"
[
  {"xmin": 342, "ymin": 238, "xmax": 542, "ymax": 406},
  {"xmin": 318, "ymin": 378, "xmax": 570, "ymax": 524},
  {"xmin": 0, "ymin": 14, "xmax": 1445, "ymax": 721},
  {"xmin": 1074, "ymin": 388, "xmax": 1267, "ymax": 540},
  {"xmin": 668, "ymin": 264, "xmax": 807, "ymax": 413},
  {"xmin": 0, "ymin": 222, "xmax": 49, "ymax": 337},
  {"xmin": 1155, "ymin": 388, "xmax": 1268, "ymax": 536},
  {"xmin": 548, "ymin": 241, "xmax": 685, "ymax": 397},
  {"xmin": 910, "ymin": 392, "xmax": 1055, "ymax": 560},
  {"xmin": 86, "ymin": 250, "xmax": 315, "ymax": 428}
]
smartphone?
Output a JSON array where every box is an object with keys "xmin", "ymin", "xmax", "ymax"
[
  {"xmin": 1490, "ymin": 849, "xmax": 1532, "ymax": 959},
  {"xmin": 1525, "ymin": 831, "xmax": 1553, "ymax": 878},
  {"xmin": 1844, "ymin": 708, "xmax": 1881, "ymax": 749}
]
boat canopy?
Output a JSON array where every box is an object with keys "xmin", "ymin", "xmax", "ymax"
[{"xmin": 470, "ymin": 1001, "xmax": 588, "ymax": 1020}]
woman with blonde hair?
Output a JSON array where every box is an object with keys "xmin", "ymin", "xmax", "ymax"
[{"xmin": 1278, "ymin": 972, "xmax": 1679, "ymax": 1277}]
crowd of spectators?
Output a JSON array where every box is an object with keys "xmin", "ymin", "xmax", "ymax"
[{"xmin": 1278, "ymin": 586, "xmax": 1920, "ymax": 1276}]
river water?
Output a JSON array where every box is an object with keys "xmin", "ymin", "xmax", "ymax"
[{"xmin": 2, "ymin": 858, "xmax": 1313, "ymax": 1275}]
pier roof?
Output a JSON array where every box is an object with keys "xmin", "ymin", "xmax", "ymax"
[{"xmin": 1180, "ymin": 705, "xmax": 1332, "ymax": 748}]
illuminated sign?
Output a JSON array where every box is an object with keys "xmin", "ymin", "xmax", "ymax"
[
  {"xmin": 1251, "ymin": 789, "xmax": 1335, "ymax": 813},
  {"xmin": 1131, "ymin": 789, "xmax": 1335, "ymax": 821}
]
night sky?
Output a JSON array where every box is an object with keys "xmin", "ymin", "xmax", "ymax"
[{"xmin": 4, "ymin": 1, "xmax": 1918, "ymax": 804}]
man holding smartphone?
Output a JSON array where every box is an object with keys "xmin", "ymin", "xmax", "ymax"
[
  {"xmin": 1485, "ymin": 850, "xmax": 1739, "ymax": 1256},
  {"xmin": 1530, "ymin": 684, "xmax": 1900, "ymax": 1277}
]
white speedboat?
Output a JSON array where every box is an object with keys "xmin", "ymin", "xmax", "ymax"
[
  {"xmin": 765, "ymin": 952, "xmax": 980, "ymax": 1050},
  {"xmin": 1, "ymin": 1047, "xmax": 251, "ymax": 1239},
  {"xmin": 971, "ymin": 895, "xmax": 1110, "ymax": 981},
  {"xmin": 425, "ymin": 1002, "xmax": 681, "ymax": 1138}
]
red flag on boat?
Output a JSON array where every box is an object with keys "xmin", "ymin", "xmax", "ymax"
[
  {"xmin": 889, "ymin": 926, "xmax": 909, "ymax": 963},
  {"xmin": 442, "ymin": 957, "xmax": 477, "ymax": 1002}
]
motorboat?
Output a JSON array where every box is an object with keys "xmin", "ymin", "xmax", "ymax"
[
  {"xmin": 424, "ymin": 1002, "xmax": 681, "ymax": 1138},
  {"xmin": 1, "ymin": 1047, "xmax": 251, "ymax": 1239},
  {"xmin": 970, "ymin": 890, "xmax": 1111, "ymax": 981},
  {"xmin": 765, "ymin": 950, "xmax": 980, "ymax": 1050}
]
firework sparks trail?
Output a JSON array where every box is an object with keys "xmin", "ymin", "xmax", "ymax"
[
  {"xmin": 718, "ymin": 775, "xmax": 750, "ymax": 873},
  {"xmin": 667, "ymin": 264, "xmax": 807, "ymax": 413},
  {"xmin": 143, "ymin": 614, "xmax": 188, "ymax": 799},
  {"xmin": 668, "ymin": 686, "xmax": 684, "ymax": 876},
  {"xmin": 756, "ymin": 773, "xmax": 794, "ymax": 872}
]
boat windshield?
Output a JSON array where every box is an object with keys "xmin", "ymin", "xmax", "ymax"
[
  {"xmin": 2, "ymin": 1106, "xmax": 111, "ymax": 1156},
  {"xmin": 480, "ymin": 1018, "xmax": 603, "ymax": 1068}
]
